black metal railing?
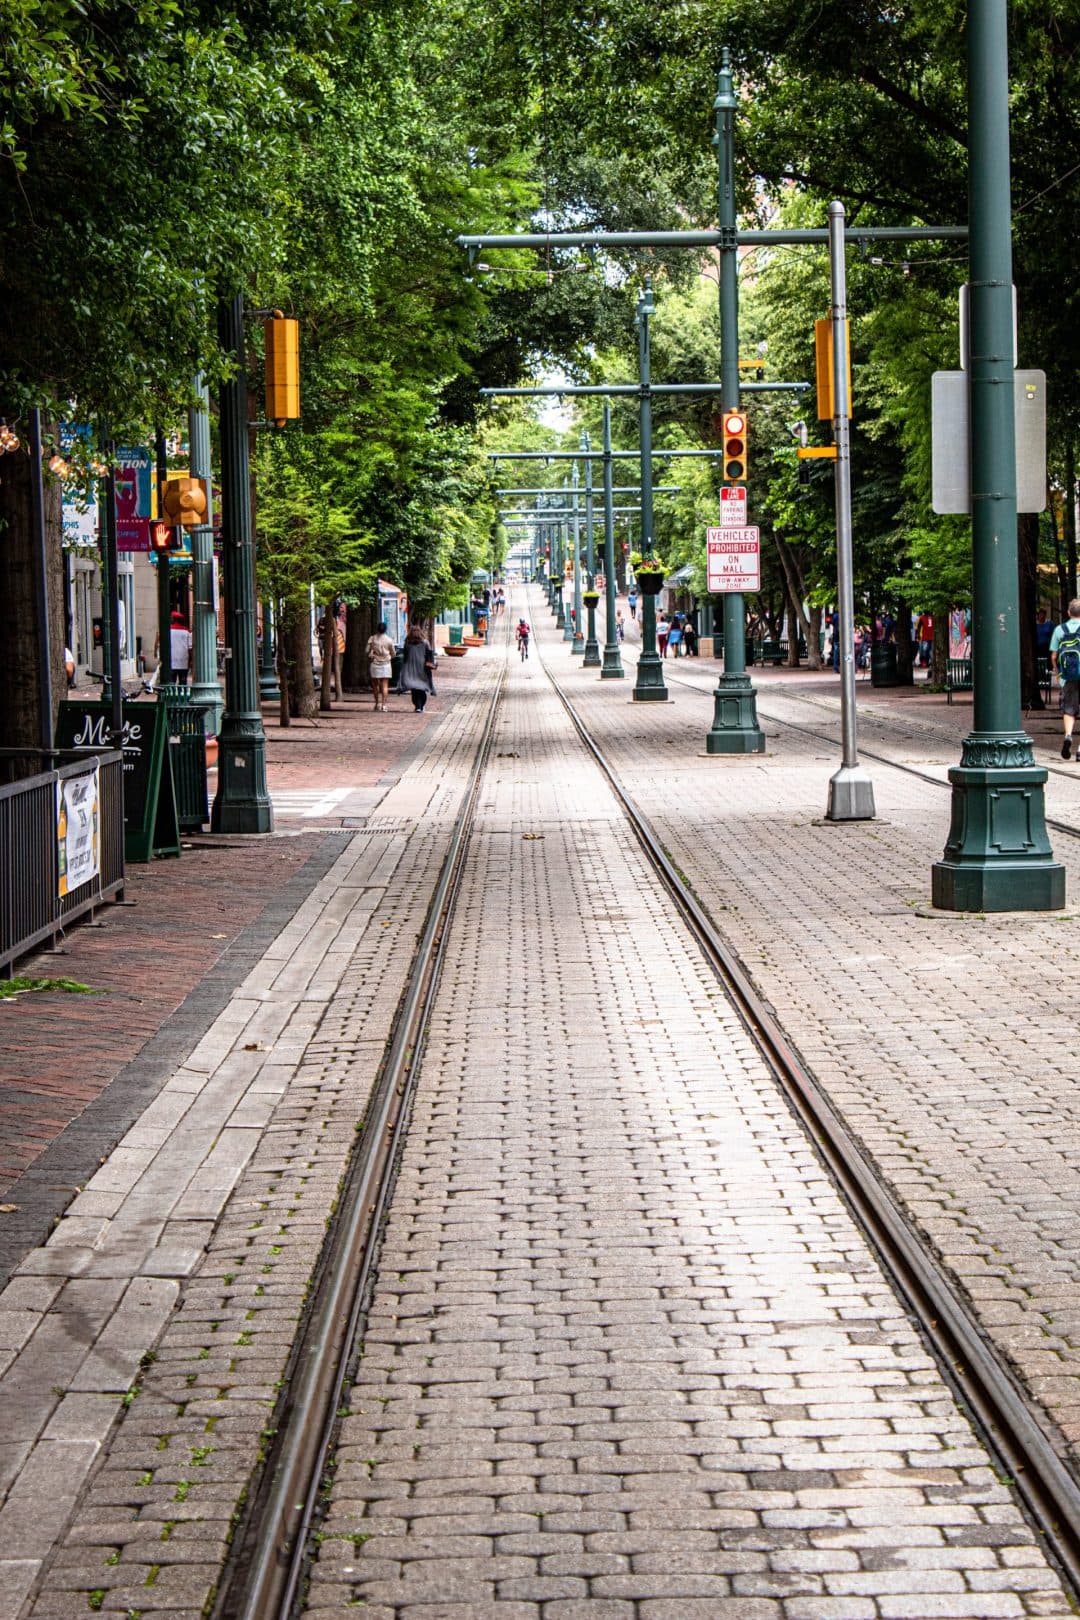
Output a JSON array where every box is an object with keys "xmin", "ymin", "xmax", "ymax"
[{"xmin": 0, "ymin": 748, "xmax": 125, "ymax": 975}]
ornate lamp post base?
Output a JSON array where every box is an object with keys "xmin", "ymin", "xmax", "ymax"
[
  {"xmin": 600, "ymin": 647, "xmax": 625, "ymax": 678},
  {"xmin": 583, "ymin": 602, "xmax": 600, "ymax": 666},
  {"xmin": 932, "ymin": 738, "xmax": 1064, "ymax": 912},
  {"xmin": 212, "ymin": 718, "xmax": 273, "ymax": 833},
  {"xmin": 705, "ymin": 674, "xmax": 765, "ymax": 753},
  {"xmin": 632, "ymin": 650, "xmax": 668, "ymax": 701}
]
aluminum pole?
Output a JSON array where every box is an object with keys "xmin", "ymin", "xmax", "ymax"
[
  {"xmin": 825, "ymin": 202, "xmax": 875, "ymax": 820},
  {"xmin": 571, "ymin": 463, "xmax": 584, "ymax": 652}
]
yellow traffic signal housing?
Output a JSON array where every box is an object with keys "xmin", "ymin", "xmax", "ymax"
[
  {"xmin": 815, "ymin": 318, "xmax": 852, "ymax": 420},
  {"xmin": 265, "ymin": 316, "xmax": 300, "ymax": 427},
  {"xmin": 162, "ymin": 476, "xmax": 208, "ymax": 528},
  {"xmin": 721, "ymin": 410, "xmax": 748, "ymax": 482}
]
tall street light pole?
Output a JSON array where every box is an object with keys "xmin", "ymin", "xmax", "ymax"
[
  {"xmin": 582, "ymin": 431, "xmax": 601, "ymax": 667},
  {"xmin": 825, "ymin": 201, "xmax": 876, "ymax": 821},
  {"xmin": 188, "ymin": 376, "xmax": 223, "ymax": 734},
  {"xmin": 571, "ymin": 461, "xmax": 584, "ymax": 653},
  {"xmin": 632, "ymin": 281, "xmax": 667, "ymax": 701},
  {"xmin": 931, "ymin": 0, "xmax": 1061, "ymax": 910},
  {"xmin": 706, "ymin": 49, "xmax": 764, "ymax": 752},
  {"xmin": 211, "ymin": 293, "xmax": 273, "ymax": 834},
  {"xmin": 600, "ymin": 406, "xmax": 625, "ymax": 679}
]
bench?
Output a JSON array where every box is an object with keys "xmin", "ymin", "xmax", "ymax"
[
  {"xmin": 760, "ymin": 640, "xmax": 787, "ymax": 665},
  {"xmin": 945, "ymin": 657, "xmax": 972, "ymax": 703}
]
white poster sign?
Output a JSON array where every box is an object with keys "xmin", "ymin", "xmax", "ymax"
[
  {"xmin": 707, "ymin": 526, "xmax": 761, "ymax": 594},
  {"xmin": 57, "ymin": 766, "xmax": 100, "ymax": 897}
]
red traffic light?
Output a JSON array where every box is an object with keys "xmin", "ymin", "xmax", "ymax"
[{"xmin": 722, "ymin": 411, "xmax": 747, "ymax": 482}]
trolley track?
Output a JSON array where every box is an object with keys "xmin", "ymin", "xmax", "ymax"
[
  {"xmin": 213, "ymin": 632, "xmax": 510, "ymax": 1620},
  {"xmin": 537, "ymin": 629, "xmax": 1080, "ymax": 1602},
  {"xmin": 625, "ymin": 646, "xmax": 1080, "ymax": 840},
  {"xmin": 222, "ymin": 608, "xmax": 1080, "ymax": 1618}
]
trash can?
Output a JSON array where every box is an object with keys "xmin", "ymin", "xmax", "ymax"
[
  {"xmin": 448, "ymin": 625, "xmax": 464, "ymax": 647},
  {"xmin": 870, "ymin": 643, "xmax": 899, "ymax": 687},
  {"xmin": 160, "ymin": 685, "xmax": 209, "ymax": 832},
  {"xmin": 390, "ymin": 650, "xmax": 404, "ymax": 691}
]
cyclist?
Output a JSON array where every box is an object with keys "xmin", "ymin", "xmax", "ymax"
[{"xmin": 516, "ymin": 618, "xmax": 530, "ymax": 660}]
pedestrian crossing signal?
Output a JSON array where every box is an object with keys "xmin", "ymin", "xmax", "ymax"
[{"xmin": 722, "ymin": 412, "xmax": 747, "ymax": 483}]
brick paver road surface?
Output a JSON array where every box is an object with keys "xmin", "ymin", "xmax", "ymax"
[{"xmin": 308, "ymin": 599, "xmax": 1071, "ymax": 1618}]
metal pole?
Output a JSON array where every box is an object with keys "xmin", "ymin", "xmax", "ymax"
[
  {"xmin": 211, "ymin": 292, "xmax": 273, "ymax": 834},
  {"xmin": 189, "ymin": 375, "xmax": 223, "ymax": 733},
  {"xmin": 932, "ymin": 0, "xmax": 1061, "ymax": 909},
  {"xmin": 571, "ymin": 463, "xmax": 584, "ymax": 652},
  {"xmin": 632, "ymin": 281, "xmax": 667, "ymax": 700},
  {"xmin": 582, "ymin": 431, "xmax": 600, "ymax": 666},
  {"xmin": 154, "ymin": 431, "xmax": 173, "ymax": 688},
  {"xmin": 706, "ymin": 49, "xmax": 764, "ymax": 753},
  {"xmin": 28, "ymin": 410, "xmax": 54, "ymax": 752},
  {"xmin": 825, "ymin": 202, "xmax": 876, "ymax": 820},
  {"xmin": 600, "ymin": 405, "xmax": 624, "ymax": 678}
]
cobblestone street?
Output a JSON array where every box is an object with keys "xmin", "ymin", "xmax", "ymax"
[{"xmin": 2, "ymin": 603, "xmax": 1080, "ymax": 1615}]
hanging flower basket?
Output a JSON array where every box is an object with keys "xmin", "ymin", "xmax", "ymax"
[
  {"xmin": 582, "ymin": 590, "xmax": 600, "ymax": 607},
  {"xmin": 636, "ymin": 571, "xmax": 664, "ymax": 595}
]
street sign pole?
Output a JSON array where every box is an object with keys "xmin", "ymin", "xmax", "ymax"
[
  {"xmin": 582, "ymin": 431, "xmax": 601, "ymax": 666},
  {"xmin": 825, "ymin": 201, "xmax": 876, "ymax": 822},
  {"xmin": 706, "ymin": 49, "xmax": 764, "ymax": 753}
]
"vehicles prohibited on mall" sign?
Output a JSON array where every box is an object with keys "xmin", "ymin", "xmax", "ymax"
[{"xmin": 707, "ymin": 526, "xmax": 760, "ymax": 593}]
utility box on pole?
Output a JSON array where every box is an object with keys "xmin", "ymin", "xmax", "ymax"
[{"xmin": 931, "ymin": 369, "xmax": 1046, "ymax": 514}]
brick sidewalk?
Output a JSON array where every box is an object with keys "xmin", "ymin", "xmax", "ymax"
[
  {"xmin": 547, "ymin": 592, "xmax": 1080, "ymax": 1491},
  {"xmin": 0, "ymin": 647, "xmax": 486, "ymax": 1279}
]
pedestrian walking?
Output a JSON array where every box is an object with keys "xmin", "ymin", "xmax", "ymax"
[
  {"xmin": 169, "ymin": 611, "xmax": 192, "ymax": 684},
  {"xmin": 399, "ymin": 622, "xmax": 436, "ymax": 714},
  {"xmin": 627, "ymin": 588, "xmax": 637, "ymax": 621},
  {"xmin": 682, "ymin": 618, "xmax": 697, "ymax": 656},
  {"xmin": 365, "ymin": 621, "xmax": 395, "ymax": 711},
  {"xmin": 616, "ymin": 611, "xmax": 625, "ymax": 643},
  {"xmin": 657, "ymin": 611, "xmax": 670, "ymax": 658},
  {"xmin": 1051, "ymin": 598, "xmax": 1080, "ymax": 758},
  {"xmin": 667, "ymin": 614, "xmax": 683, "ymax": 658}
]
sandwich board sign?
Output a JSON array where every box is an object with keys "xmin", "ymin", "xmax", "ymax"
[{"xmin": 56, "ymin": 700, "xmax": 180, "ymax": 861}]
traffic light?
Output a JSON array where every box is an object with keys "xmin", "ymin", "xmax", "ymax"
[
  {"xmin": 722, "ymin": 411, "xmax": 747, "ymax": 483},
  {"xmin": 162, "ymin": 476, "xmax": 208, "ymax": 528},
  {"xmin": 265, "ymin": 315, "xmax": 300, "ymax": 427}
]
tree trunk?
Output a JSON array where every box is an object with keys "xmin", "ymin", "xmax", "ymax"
[
  {"xmin": 931, "ymin": 612, "xmax": 948, "ymax": 687},
  {"xmin": 1018, "ymin": 511, "xmax": 1042, "ymax": 709},
  {"xmin": 343, "ymin": 601, "xmax": 369, "ymax": 691},
  {"xmin": 0, "ymin": 433, "xmax": 66, "ymax": 764},
  {"xmin": 285, "ymin": 614, "xmax": 318, "ymax": 718},
  {"xmin": 806, "ymin": 604, "xmax": 823, "ymax": 670},
  {"xmin": 1066, "ymin": 442, "xmax": 1078, "ymax": 608},
  {"xmin": 894, "ymin": 596, "xmax": 915, "ymax": 686},
  {"xmin": 276, "ymin": 599, "xmax": 290, "ymax": 728},
  {"xmin": 773, "ymin": 534, "xmax": 816, "ymax": 667}
]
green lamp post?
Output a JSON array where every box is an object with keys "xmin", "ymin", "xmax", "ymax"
[
  {"xmin": 931, "ymin": 0, "xmax": 1062, "ymax": 910},
  {"xmin": 570, "ymin": 462, "xmax": 585, "ymax": 653},
  {"xmin": 582, "ymin": 431, "xmax": 601, "ymax": 667},
  {"xmin": 211, "ymin": 293, "xmax": 273, "ymax": 834},
  {"xmin": 600, "ymin": 406, "xmax": 625, "ymax": 679},
  {"xmin": 632, "ymin": 281, "xmax": 668, "ymax": 701},
  {"xmin": 705, "ymin": 50, "xmax": 765, "ymax": 753}
]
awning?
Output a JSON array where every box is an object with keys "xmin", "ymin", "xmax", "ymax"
[{"xmin": 664, "ymin": 564, "xmax": 694, "ymax": 588}]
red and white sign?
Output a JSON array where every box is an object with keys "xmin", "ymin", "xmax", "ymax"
[
  {"xmin": 707, "ymin": 526, "xmax": 760, "ymax": 593},
  {"xmin": 719, "ymin": 485, "xmax": 747, "ymax": 527}
]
